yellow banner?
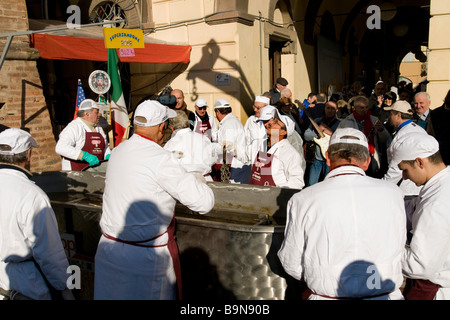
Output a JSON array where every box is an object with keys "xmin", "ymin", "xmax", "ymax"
[{"xmin": 103, "ymin": 28, "xmax": 145, "ymax": 49}]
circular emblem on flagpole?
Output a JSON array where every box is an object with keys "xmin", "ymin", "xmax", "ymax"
[{"xmin": 89, "ymin": 70, "xmax": 111, "ymax": 95}]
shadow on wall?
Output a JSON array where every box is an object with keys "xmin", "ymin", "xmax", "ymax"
[{"xmin": 187, "ymin": 39, "xmax": 255, "ymax": 118}]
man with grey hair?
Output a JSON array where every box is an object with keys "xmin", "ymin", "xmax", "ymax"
[
  {"xmin": 278, "ymin": 127, "xmax": 406, "ymax": 300},
  {"xmin": 0, "ymin": 128, "xmax": 74, "ymax": 300},
  {"xmin": 337, "ymin": 95, "xmax": 390, "ymax": 177},
  {"xmin": 164, "ymin": 110, "xmax": 216, "ymax": 181},
  {"xmin": 413, "ymin": 92, "xmax": 432, "ymax": 134},
  {"xmin": 278, "ymin": 88, "xmax": 302, "ymax": 136},
  {"xmin": 55, "ymin": 99, "xmax": 111, "ymax": 171}
]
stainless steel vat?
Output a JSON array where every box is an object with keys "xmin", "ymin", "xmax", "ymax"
[{"xmin": 32, "ymin": 171, "xmax": 302, "ymax": 300}]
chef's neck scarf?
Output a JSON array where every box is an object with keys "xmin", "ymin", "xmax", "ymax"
[{"xmin": 196, "ymin": 111, "xmax": 209, "ymax": 122}]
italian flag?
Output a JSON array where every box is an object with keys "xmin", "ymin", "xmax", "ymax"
[{"xmin": 107, "ymin": 49, "xmax": 129, "ymax": 147}]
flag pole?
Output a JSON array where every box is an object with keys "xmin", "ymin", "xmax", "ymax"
[{"xmin": 107, "ymin": 92, "xmax": 114, "ymax": 149}]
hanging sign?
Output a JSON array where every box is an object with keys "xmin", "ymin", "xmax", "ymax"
[
  {"xmin": 119, "ymin": 48, "xmax": 136, "ymax": 57},
  {"xmin": 89, "ymin": 70, "xmax": 111, "ymax": 95},
  {"xmin": 103, "ymin": 28, "xmax": 145, "ymax": 49}
]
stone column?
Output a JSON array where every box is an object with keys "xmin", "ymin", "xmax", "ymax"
[{"xmin": 427, "ymin": 0, "xmax": 450, "ymax": 108}]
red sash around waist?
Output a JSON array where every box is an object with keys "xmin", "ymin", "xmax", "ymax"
[
  {"xmin": 103, "ymin": 217, "xmax": 183, "ymax": 300},
  {"xmin": 403, "ymin": 278, "xmax": 441, "ymax": 300}
]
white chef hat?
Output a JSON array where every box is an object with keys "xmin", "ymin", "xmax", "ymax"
[
  {"xmin": 0, "ymin": 128, "xmax": 38, "ymax": 155},
  {"xmin": 257, "ymin": 105, "xmax": 277, "ymax": 121},
  {"xmin": 279, "ymin": 115, "xmax": 295, "ymax": 137},
  {"xmin": 134, "ymin": 100, "xmax": 177, "ymax": 127},
  {"xmin": 257, "ymin": 106, "xmax": 294, "ymax": 136},
  {"xmin": 390, "ymin": 132, "xmax": 439, "ymax": 166},
  {"xmin": 255, "ymin": 96, "xmax": 270, "ymax": 105}
]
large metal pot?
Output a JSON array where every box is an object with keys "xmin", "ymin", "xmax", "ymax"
[{"xmin": 32, "ymin": 171, "xmax": 302, "ymax": 300}]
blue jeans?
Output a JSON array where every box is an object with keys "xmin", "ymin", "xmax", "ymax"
[{"xmin": 308, "ymin": 159, "xmax": 329, "ymax": 186}]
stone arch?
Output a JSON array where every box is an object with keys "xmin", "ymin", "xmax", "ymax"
[
  {"xmin": 304, "ymin": 0, "xmax": 323, "ymax": 45},
  {"xmin": 320, "ymin": 10, "xmax": 336, "ymax": 41},
  {"xmin": 88, "ymin": 0, "xmax": 143, "ymax": 28},
  {"xmin": 268, "ymin": 0, "xmax": 293, "ymax": 26}
]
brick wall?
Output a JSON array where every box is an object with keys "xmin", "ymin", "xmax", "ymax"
[{"xmin": 0, "ymin": 0, "xmax": 61, "ymax": 172}]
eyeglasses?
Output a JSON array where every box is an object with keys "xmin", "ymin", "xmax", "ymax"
[{"xmin": 197, "ymin": 106, "xmax": 207, "ymax": 110}]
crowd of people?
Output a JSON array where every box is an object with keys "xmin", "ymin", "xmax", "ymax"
[{"xmin": 0, "ymin": 74, "xmax": 449, "ymax": 300}]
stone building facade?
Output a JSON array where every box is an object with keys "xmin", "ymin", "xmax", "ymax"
[
  {"xmin": 1, "ymin": 0, "xmax": 449, "ymax": 172},
  {"xmin": 0, "ymin": 1, "xmax": 60, "ymax": 172}
]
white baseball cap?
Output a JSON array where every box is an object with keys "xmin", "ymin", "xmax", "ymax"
[
  {"xmin": 214, "ymin": 98, "xmax": 230, "ymax": 109},
  {"xmin": 255, "ymin": 96, "xmax": 270, "ymax": 105},
  {"xmin": 383, "ymin": 100, "xmax": 413, "ymax": 115},
  {"xmin": 390, "ymin": 132, "xmax": 439, "ymax": 166},
  {"xmin": 257, "ymin": 106, "xmax": 294, "ymax": 136},
  {"xmin": 0, "ymin": 128, "xmax": 37, "ymax": 155},
  {"xmin": 134, "ymin": 100, "xmax": 177, "ymax": 127},
  {"xmin": 79, "ymin": 99, "xmax": 100, "ymax": 111},
  {"xmin": 195, "ymin": 98, "xmax": 208, "ymax": 108},
  {"xmin": 329, "ymin": 127, "xmax": 369, "ymax": 149},
  {"xmin": 257, "ymin": 105, "xmax": 277, "ymax": 121}
]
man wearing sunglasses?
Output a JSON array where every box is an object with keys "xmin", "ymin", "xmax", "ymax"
[{"xmin": 189, "ymin": 98, "xmax": 218, "ymax": 141}]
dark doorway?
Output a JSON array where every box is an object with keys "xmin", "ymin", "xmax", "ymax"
[{"xmin": 269, "ymin": 39, "xmax": 286, "ymax": 88}]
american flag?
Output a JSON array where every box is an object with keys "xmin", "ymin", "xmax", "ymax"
[{"xmin": 73, "ymin": 79, "xmax": 86, "ymax": 119}]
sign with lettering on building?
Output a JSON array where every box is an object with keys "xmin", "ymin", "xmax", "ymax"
[
  {"xmin": 119, "ymin": 48, "xmax": 136, "ymax": 57},
  {"xmin": 215, "ymin": 73, "xmax": 230, "ymax": 86},
  {"xmin": 103, "ymin": 28, "xmax": 145, "ymax": 49}
]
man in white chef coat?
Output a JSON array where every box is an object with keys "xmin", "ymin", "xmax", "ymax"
[
  {"xmin": 391, "ymin": 132, "xmax": 450, "ymax": 300},
  {"xmin": 94, "ymin": 100, "xmax": 215, "ymax": 300},
  {"xmin": 164, "ymin": 110, "xmax": 216, "ymax": 181},
  {"xmin": 382, "ymin": 100, "xmax": 428, "ymax": 234},
  {"xmin": 55, "ymin": 99, "xmax": 111, "ymax": 171},
  {"xmin": 244, "ymin": 96, "xmax": 271, "ymax": 167},
  {"xmin": 248, "ymin": 106, "xmax": 305, "ymax": 189},
  {"xmin": 0, "ymin": 128, "xmax": 74, "ymax": 300},
  {"xmin": 189, "ymin": 98, "xmax": 218, "ymax": 141},
  {"xmin": 278, "ymin": 127, "xmax": 406, "ymax": 300},
  {"xmin": 212, "ymin": 98, "xmax": 249, "ymax": 184}
]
